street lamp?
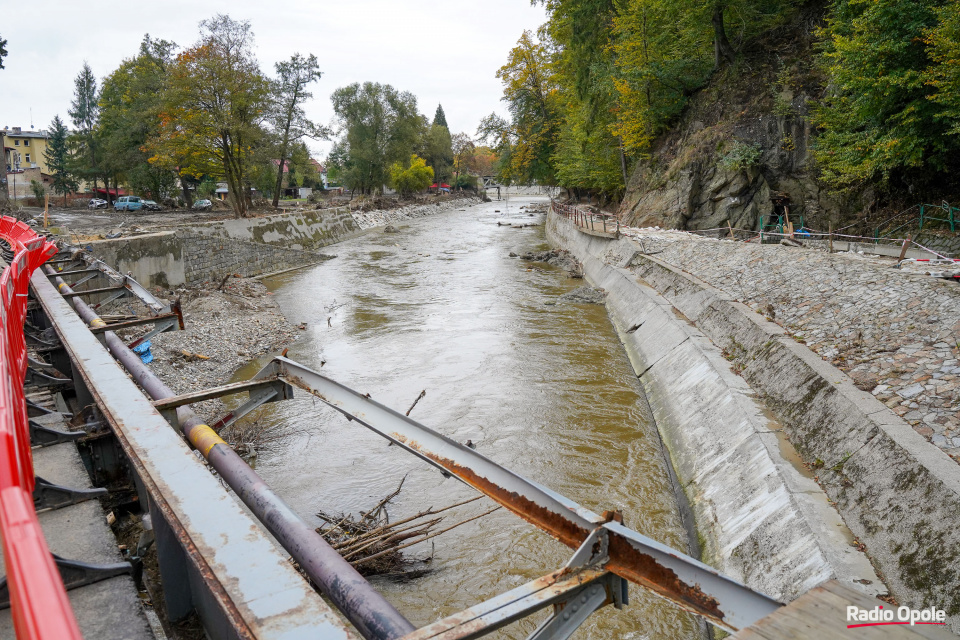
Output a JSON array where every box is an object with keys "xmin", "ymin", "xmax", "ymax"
[{"xmin": 12, "ymin": 152, "xmax": 20, "ymax": 201}]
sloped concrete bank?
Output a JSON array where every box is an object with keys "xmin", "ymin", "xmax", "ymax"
[
  {"xmin": 546, "ymin": 211, "xmax": 884, "ymax": 607},
  {"xmin": 629, "ymin": 252, "xmax": 960, "ymax": 626}
]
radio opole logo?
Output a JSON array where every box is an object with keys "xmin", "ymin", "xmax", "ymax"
[{"xmin": 847, "ymin": 605, "xmax": 947, "ymax": 628}]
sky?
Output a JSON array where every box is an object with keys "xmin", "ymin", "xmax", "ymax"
[{"xmin": 1, "ymin": 0, "xmax": 547, "ymax": 158}]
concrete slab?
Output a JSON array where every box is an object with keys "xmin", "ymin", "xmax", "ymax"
[{"xmin": 0, "ymin": 438, "xmax": 155, "ymax": 639}]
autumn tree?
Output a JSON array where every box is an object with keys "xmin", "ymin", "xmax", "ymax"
[
  {"xmin": 451, "ymin": 132, "xmax": 475, "ymax": 184},
  {"xmin": 389, "ymin": 154, "xmax": 434, "ymax": 196},
  {"xmin": 484, "ymin": 30, "xmax": 561, "ymax": 185},
  {"xmin": 269, "ymin": 53, "xmax": 325, "ymax": 206},
  {"xmin": 150, "ymin": 15, "xmax": 270, "ymax": 217},
  {"xmin": 329, "ymin": 82, "xmax": 427, "ymax": 195},
  {"xmin": 45, "ymin": 116, "xmax": 78, "ymax": 206}
]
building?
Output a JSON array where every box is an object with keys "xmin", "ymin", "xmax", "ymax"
[{"xmin": 3, "ymin": 127, "xmax": 51, "ymax": 174}]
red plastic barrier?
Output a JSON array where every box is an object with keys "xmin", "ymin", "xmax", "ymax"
[{"xmin": 0, "ymin": 217, "xmax": 82, "ymax": 639}]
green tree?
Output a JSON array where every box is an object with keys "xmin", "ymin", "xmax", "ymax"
[
  {"xmin": 330, "ymin": 82, "xmax": 427, "ymax": 195},
  {"xmin": 151, "ymin": 15, "xmax": 271, "ymax": 217},
  {"xmin": 0, "ymin": 35, "xmax": 7, "ymax": 69},
  {"xmin": 270, "ymin": 53, "xmax": 325, "ymax": 207},
  {"xmin": 99, "ymin": 36, "xmax": 179, "ymax": 201},
  {"xmin": 424, "ymin": 123, "xmax": 453, "ymax": 184},
  {"xmin": 813, "ymin": 0, "xmax": 955, "ymax": 189},
  {"xmin": 433, "ymin": 104, "xmax": 449, "ymax": 129},
  {"xmin": 389, "ymin": 154, "xmax": 434, "ymax": 195},
  {"xmin": 44, "ymin": 116, "xmax": 78, "ymax": 206},
  {"xmin": 68, "ymin": 62, "xmax": 102, "ymax": 196},
  {"xmin": 30, "ymin": 180, "xmax": 45, "ymax": 202},
  {"xmin": 925, "ymin": 0, "xmax": 960, "ymax": 135}
]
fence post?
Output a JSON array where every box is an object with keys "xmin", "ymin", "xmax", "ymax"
[
  {"xmin": 919, "ymin": 205, "xmax": 925, "ymax": 231},
  {"xmin": 828, "ymin": 222, "xmax": 834, "ymax": 253},
  {"xmin": 899, "ymin": 234, "xmax": 912, "ymax": 262}
]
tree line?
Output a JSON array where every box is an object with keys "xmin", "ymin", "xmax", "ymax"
[
  {"xmin": 37, "ymin": 14, "xmax": 498, "ymax": 217},
  {"xmin": 487, "ymin": 0, "xmax": 960, "ymax": 203}
]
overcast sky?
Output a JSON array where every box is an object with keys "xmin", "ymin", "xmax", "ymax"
[{"xmin": 2, "ymin": 1, "xmax": 547, "ymax": 158}]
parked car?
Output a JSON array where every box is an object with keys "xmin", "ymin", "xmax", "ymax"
[
  {"xmin": 142, "ymin": 199, "xmax": 162, "ymax": 211},
  {"xmin": 114, "ymin": 196, "xmax": 144, "ymax": 212},
  {"xmin": 192, "ymin": 199, "xmax": 213, "ymax": 211},
  {"xmin": 88, "ymin": 198, "xmax": 108, "ymax": 209}
]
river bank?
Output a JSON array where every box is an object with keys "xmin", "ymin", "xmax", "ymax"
[{"xmin": 547, "ymin": 208, "xmax": 960, "ymax": 631}]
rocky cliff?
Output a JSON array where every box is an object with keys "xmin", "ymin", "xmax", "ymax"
[{"xmin": 620, "ymin": 5, "xmax": 846, "ymax": 232}]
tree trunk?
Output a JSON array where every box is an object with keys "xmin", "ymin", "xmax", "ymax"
[
  {"xmin": 272, "ymin": 152, "xmax": 287, "ymax": 208},
  {"xmin": 712, "ymin": 5, "xmax": 736, "ymax": 68},
  {"xmin": 179, "ymin": 172, "xmax": 193, "ymax": 207}
]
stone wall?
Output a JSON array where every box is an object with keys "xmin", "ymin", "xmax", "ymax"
[
  {"xmin": 85, "ymin": 231, "xmax": 325, "ymax": 288},
  {"xmin": 177, "ymin": 231, "xmax": 325, "ymax": 285},
  {"xmin": 187, "ymin": 207, "xmax": 360, "ymax": 250}
]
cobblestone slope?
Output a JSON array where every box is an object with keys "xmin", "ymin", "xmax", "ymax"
[{"xmin": 621, "ymin": 227, "xmax": 960, "ymax": 460}]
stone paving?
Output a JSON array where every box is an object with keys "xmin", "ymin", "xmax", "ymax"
[{"xmin": 621, "ymin": 227, "xmax": 960, "ymax": 460}]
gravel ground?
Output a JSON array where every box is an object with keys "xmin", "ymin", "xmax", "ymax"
[
  {"xmin": 117, "ymin": 277, "xmax": 300, "ymax": 424},
  {"xmin": 622, "ymin": 226, "xmax": 960, "ymax": 461}
]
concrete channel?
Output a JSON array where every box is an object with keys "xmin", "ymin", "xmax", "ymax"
[
  {"xmin": 546, "ymin": 206, "xmax": 960, "ymax": 633},
  {"xmin": 13, "ymin": 198, "xmax": 957, "ymax": 639}
]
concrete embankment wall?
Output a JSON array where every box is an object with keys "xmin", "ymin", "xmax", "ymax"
[
  {"xmin": 187, "ymin": 206, "xmax": 361, "ymax": 249},
  {"xmin": 546, "ymin": 212, "xmax": 882, "ymax": 605},
  {"xmin": 86, "ymin": 230, "xmax": 327, "ymax": 288},
  {"xmin": 549, "ymin": 210, "xmax": 960, "ymax": 626},
  {"xmin": 630, "ymin": 252, "xmax": 960, "ymax": 624},
  {"xmin": 85, "ymin": 198, "xmax": 477, "ymax": 288}
]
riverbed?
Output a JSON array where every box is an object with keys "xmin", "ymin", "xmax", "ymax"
[{"xmin": 245, "ymin": 196, "xmax": 700, "ymax": 639}]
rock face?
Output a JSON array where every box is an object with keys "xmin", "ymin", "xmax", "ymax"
[{"xmin": 619, "ymin": 6, "xmax": 849, "ymax": 232}]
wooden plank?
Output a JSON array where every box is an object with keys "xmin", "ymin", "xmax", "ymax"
[{"xmin": 733, "ymin": 581, "xmax": 953, "ymax": 639}]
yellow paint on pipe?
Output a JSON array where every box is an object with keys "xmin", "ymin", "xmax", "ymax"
[
  {"xmin": 189, "ymin": 424, "xmax": 226, "ymax": 458},
  {"xmin": 89, "ymin": 318, "xmax": 107, "ymax": 328}
]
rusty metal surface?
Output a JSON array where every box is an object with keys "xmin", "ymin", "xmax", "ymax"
[
  {"xmin": 268, "ymin": 357, "xmax": 783, "ymax": 633},
  {"xmin": 150, "ymin": 377, "xmax": 288, "ymax": 412},
  {"xmin": 43, "ymin": 268, "xmax": 416, "ymax": 640},
  {"xmin": 30, "ymin": 271, "xmax": 358, "ymax": 640},
  {"xmin": 400, "ymin": 566, "xmax": 612, "ymax": 640}
]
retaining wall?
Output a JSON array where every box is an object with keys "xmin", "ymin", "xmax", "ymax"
[
  {"xmin": 549, "ymin": 210, "xmax": 960, "ymax": 627},
  {"xmin": 85, "ymin": 230, "xmax": 325, "ymax": 288},
  {"xmin": 546, "ymin": 212, "xmax": 882, "ymax": 605},
  {"xmin": 187, "ymin": 207, "xmax": 361, "ymax": 249}
]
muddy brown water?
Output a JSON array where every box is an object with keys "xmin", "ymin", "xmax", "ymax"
[{"xmin": 237, "ymin": 197, "xmax": 701, "ymax": 639}]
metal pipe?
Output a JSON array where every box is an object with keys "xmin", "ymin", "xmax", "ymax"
[{"xmin": 43, "ymin": 265, "xmax": 415, "ymax": 640}]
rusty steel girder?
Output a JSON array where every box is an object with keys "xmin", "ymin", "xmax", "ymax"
[{"xmin": 258, "ymin": 357, "xmax": 784, "ymax": 633}]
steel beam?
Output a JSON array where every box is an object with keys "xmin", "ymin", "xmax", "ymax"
[
  {"xmin": 265, "ymin": 357, "xmax": 784, "ymax": 633},
  {"xmin": 151, "ymin": 378, "xmax": 292, "ymax": 412},
  {"xmin": 60, "ymin": 285, "xmax": 127, "ymax": 299},
  {"xmin": 31, "ymin": 269, "xmax": 358, "ymax": 640},
  {"xmin": 88, "ymin": 312, "xmax": 180, "ymax": 335},
  {"xmin": 42, "ymin": 266, "xmax": 415, "ymax": 640}
]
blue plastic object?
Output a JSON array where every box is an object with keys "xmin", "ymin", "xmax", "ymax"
[{"xmin": 132, "ymin": 340, "xmax": 153, "ymax": 364}]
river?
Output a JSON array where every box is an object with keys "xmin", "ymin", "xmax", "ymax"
[{"xmin": 244, "ymin": 196, "xmax": 701, "ymax": 639}]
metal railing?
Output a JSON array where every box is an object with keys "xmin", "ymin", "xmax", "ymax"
[
  {"xmin": 552, "ymin": 201, "xmax": 621, "ymax": 237},
  {"xmin": 0, "ymin": 216, "xmax": 82, "ymax": 640}
]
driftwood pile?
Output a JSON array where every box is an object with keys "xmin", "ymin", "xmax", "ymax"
[{"xmin": 314, "ymin": 479, "xmax": 499, "ymax": 578}]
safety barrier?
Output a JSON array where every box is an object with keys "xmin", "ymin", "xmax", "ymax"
[
  {"xmin": 0, "ymin": 216, "xmax": 81, "ymax": 639},
  {"xmin": 551, "ymin": 200, "xmax": 621, "ymax": 236}
]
